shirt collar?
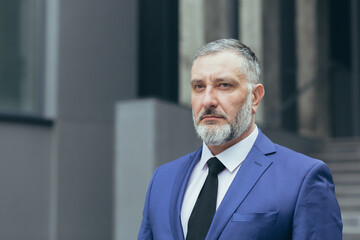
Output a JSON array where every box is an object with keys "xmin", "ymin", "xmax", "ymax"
[{"xmin": 199, "ymin": 125, "xmax": 259, "ymax": 172}]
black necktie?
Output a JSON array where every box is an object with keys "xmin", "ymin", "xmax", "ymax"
[{"xmin": 186, "ymin": 157, "xmax": 226, "ymax": 240}]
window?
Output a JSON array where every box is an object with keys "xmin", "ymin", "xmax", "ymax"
[{"xmin": 0, "ymin": 0, "xmax": 45, "ymax": 115}]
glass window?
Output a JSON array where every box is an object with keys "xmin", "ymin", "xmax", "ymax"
[{"xmin": 0, "ymin": 0, "xmax": 45, "ymax": 115}]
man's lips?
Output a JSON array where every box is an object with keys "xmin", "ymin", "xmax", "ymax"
[{"xmin": 200, "ymin": 115, "xmax": 225, "ymax": 121}]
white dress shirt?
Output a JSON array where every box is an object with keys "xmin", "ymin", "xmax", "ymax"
[{"xmin": 180, "ymin": 126, "xmax": 259, "ymax": 236}]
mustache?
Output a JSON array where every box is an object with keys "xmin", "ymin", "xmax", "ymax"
[{"xmin": 197, "ymin": 107, "xmax": 228, "ymax": 121}]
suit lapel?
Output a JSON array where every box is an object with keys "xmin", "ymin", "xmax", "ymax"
[
  {"xmin": 207, "ymin": 130, "xmax": 276, "ymax": 239},
  {"xmin": 169, "ymin": 148, "xmax": 202, "ymax": 240}
]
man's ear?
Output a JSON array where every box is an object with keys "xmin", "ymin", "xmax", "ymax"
[{"xmin": 251, "ymin": 84, "xmax": 265, "ymax": 114}]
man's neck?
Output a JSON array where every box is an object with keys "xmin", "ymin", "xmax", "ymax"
[{"xmin": 207, "ymin": 124, "xmax": 255, "ymax": 156}]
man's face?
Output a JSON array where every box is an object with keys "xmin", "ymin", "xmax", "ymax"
[{"xmin": 191, "ymin": 51, "xmax": 253, "ymax": 146}]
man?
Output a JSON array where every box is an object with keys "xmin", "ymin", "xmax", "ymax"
[{"xmin": 138, "ymin": 39, "xmax": 342, "ymax": 240}]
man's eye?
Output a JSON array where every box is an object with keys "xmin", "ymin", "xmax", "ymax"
[
  {"xmin": 194, "ymin": 84, "xmax": 204, "ymax": 90},
  {"xmin": 219, "ymin": 83, "xmax": 231, "ymax": 88}
]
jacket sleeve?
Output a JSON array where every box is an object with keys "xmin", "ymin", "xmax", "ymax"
[
  {"xmin": 292, "ymin": 161, "xmax": 343, "ymax": 239},
  {"xmin": 137, "ymin": 168, "xmax": 159, "ymax": 240}
]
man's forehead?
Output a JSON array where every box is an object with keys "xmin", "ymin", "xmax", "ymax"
[
  {"xmin": 193, "ymin": 50, "xmax": 243, "ymax": 62},
  {"xmin": 191, "ymin": 52, "xmax": 245, "ymax": 79},
  {"xmin": 192, "ymin": 51, "xmax": 243, "ymax": 69}
]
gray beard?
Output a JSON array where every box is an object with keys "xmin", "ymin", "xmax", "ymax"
[{"xmin": 193, "ymin": 93, "xmax": 252, "ymax": 146}]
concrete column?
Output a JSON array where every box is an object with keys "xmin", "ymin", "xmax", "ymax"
[
  {"xmin": 204, "ymin": 0, "xmax": 235, "ymax": 42},
  {"xmin": 179, "ymin": 0, "xmax": 205, "ymax": 106},
  {"xmin": 114, "ymin": 99, "xmax": 201, "ymax": 239},
  {"xmin": 296, "ymin": 0, "xmax": 330, "ymax": 137},
  {"xmin": 261, "ymin": 0, "xmax": 282, "ymax": 128},
  {"xmin": 179, "ymin": 0, "xmax": 239, "ymax": 106},
  {"xmin": 49, "ymin": 0, "xmax": 138, "ymax": 239},
  {"xmin": 239, "ymin": 0, "xmax": 263, "ymax": 66},
  {"xmin": 239, "ymin": 0, "xmax": 265, "ymax": 125}
]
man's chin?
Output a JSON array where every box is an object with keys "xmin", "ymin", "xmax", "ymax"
[
  {"xmin": 197, "ymin": 122, "xmax": 226, "ymax": 128},
  {"xmin": 205, "ymin": 140, "xmax": 228, "ymax": 146}
]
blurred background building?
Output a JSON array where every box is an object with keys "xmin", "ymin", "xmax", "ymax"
[{"xmin": 0, "ymin": 0, "xmax": 359, "ymax": 239}]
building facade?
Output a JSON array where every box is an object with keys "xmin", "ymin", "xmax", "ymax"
[{"xmin": 0, "ymin": 0, "xmax": 359, "ymax": 239}]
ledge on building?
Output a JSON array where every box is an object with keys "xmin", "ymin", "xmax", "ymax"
[{"xmin": 0, "ymin": 112, "xmax": 54, "ymax": 127}]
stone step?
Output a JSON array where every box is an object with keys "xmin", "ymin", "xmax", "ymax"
[
  {"xmin": 339, "ymin": 205, "xmax": 360, "ymax": 212},
  {"xmin": 302, "ymin": 137, "xmax": 360, "ymax": 239},
  {"xmin": 335, "ymin": 185, "xmax": 360, "ymax": 196},
  {"xmin": 343, "ymin": 233, "xmax": 360, "ymax": 240},
  {"xmin": 322, "ymin": 138, "xmax": 360, "ymax": 149},
  {"xmin": 309, "ymin": 139, "xmax": 360, "ymax": 163},
  {"xmin": 322, "ymin": 144, "xmax": 360, "ymax": 153},
  {"xmin": 338, "ymin": 197, "xmax": 360, "ymax": 208},
  {"xmin": 333, "ymin": 173, "xmax": 360, "ymax": 184},
  {"xmin": 326, "ymin": 161, "xmax": 360, "ymax": 173},
  {"xmin": 342, "ymin": 211, "xmax": 360, "ymax": 240},
  {"xmin": 312, "ymin": 153, "xmax": 360, "ymax": 162}
]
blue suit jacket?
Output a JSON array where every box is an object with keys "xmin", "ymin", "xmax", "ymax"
[{"xmin": 138, "ymin": 130, "xmax": 342, "ymax": 240}]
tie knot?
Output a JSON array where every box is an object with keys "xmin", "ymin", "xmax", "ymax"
[{"xmin": 207, "ymin": 157, "xmax": 225, "ymax": 175}]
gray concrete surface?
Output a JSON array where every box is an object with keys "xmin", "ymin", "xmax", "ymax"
[
  {"xmin": 114, "ymin": 99, "xmax": 201, "ymax": 240},
  {"xmin": 0, "ymin": 123, "xmax": 52, "ymax": 240}
]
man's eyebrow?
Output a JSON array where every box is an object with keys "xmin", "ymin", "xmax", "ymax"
[
  {"xmin": 190, "ymin": 78, "xmax": 239, "ymax": 85},
  {"xmin": 213, "ymin": 78, "xmax": 238, "ymax": 84},
  {"xmin": 190, "ymin": 79, "xmax": 204, "ymax": 85}
]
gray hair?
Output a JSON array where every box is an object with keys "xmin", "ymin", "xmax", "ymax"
[{"xmin": 194, "ymin": 39, "xmax": 261, "ymax": 88}]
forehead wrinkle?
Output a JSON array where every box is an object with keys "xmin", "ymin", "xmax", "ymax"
[
  {"xmin": 190, "ymin": 79, "xmax": 204, "ymax": 86},
  {"xmin": 191, "ymin": 71, "xmax": 245, "ymax": 87},
  {"xmin": 213, "ymin": 78, "xmax": 238, "ymax": 85},
  {"xmin": 191, "ymin": 51, "xmax": 248, "ymax": 83},
  {"xmin": 235, "ymin": 71, "xmax": 247, "ymax": 82},
  {"xmin": 209, "ymin": 70, "xmax": 244, "ymax": 86}
]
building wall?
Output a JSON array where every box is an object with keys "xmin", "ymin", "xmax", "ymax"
[
  {"xmin": 0, "ymin": 123, "xmax": 52, "ymax": 239},
  {"xmin": 0, "ymin": 0, "xmax": 138, "ymax": 239},
  {"xmin": 114, "ymin": 99, "xmax": 201, "ymax": 239},
  {"xmin": 1, "ymin": 0, "xmax": 359, "ymax": 239},
  {"xmin": 51, "ymin": 0, "xmax": 138, "ymax": 239}
]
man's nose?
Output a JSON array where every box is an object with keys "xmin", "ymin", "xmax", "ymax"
[{"xmin": 202, "ymin": 88, "xmax": 218, "ymax": 108}]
